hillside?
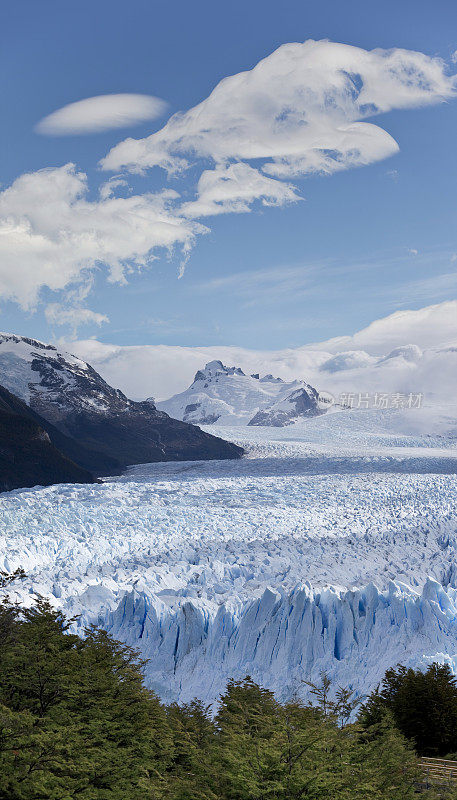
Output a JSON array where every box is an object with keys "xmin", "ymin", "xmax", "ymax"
[{"xmin": 0, "ymin": 384, "xmax": 96, "ymax": 491}]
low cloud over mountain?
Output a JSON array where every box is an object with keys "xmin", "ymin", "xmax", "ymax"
[{"xmin": 66, "ymin": 301, "xmax": 457, "ymax": 407}]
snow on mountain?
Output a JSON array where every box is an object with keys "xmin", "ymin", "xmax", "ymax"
[
  {"xmin": 64, "ymin": 300, "xmax": 457, "ymax": 401},
  {"xmin": 158, "ymin": 360, "xmax": 322, "ymax": 426},
  {"xmin": 0, "ymin": 333, "xmax": 243, "ymax": 474},
  {"xmin": 0, "ymin": 332, "xmax": 120, "ymax": 420},
  {"xmin": 1, "ymin": 416, "xmax": 457, "ymax": 705},
  {"xmin": 248, "ymin": 386, "xmax": 323, "ymax": 426},
  {"xmin": 66, "ymin": 337, "xmax": 457, "ymax": 409}
]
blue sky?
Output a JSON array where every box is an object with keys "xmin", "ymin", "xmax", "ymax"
[{"xmin": 1, "ymin": 0, "xmax": 457, "ymax": 351}]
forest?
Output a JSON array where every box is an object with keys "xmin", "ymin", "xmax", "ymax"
[{"xmin": 1, "ymin": 571, "xmax": 456, "ymax": 800}]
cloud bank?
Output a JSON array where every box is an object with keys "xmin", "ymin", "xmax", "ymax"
[
  {"xmin": 306, "ymin": 301, "xmax": 457, "ymax": 354},
  {"xmin": 36, "ymin": 94, "xmax": 167, "ymax": 135},
  {"xmin": 0, "ymin": 163, "xmax": 204, "ymax": 307},
  {"xmin": 66, "ymin": 301, "xmax": 457, "ymax": 401}
]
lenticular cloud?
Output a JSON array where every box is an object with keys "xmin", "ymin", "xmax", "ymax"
[
  {"xmin": 1, "ymin": 40, "xmax": 455, "ymax": 312},
  {"xmin": 37, "ymin": 94, "xmax": 168, "ymax": 136},
  {"xmin": 101, "ymin": 40, "xmax": 456, "ymax": 178}
]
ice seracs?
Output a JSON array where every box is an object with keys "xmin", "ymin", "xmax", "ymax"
[
  {"xmin": 158, "ymin": 359, "xmax": 323, "ymax": 426},
  {"xmin": 106, "ymin": 579, "xmax": 457, "ymax": 706}
]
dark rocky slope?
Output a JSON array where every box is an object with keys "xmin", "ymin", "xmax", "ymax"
[
  {"xmin": 0, "ymin": 385, "xmax": 96, "ymax": 491},
  {"xmin": 0, "ymin": 334, "xmax": 243, "ymax": 475}
]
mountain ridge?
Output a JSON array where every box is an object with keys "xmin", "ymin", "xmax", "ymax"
[{"xmin": 0, "ymin": 335, "xmax": 243, "ymax": 475}]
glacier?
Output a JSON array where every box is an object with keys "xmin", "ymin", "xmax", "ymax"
[{"xmin": 1, "ymin": 409, "xmax": 457, "ymax": 705}]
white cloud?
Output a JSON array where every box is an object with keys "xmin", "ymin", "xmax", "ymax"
[
  {"xmin": 45, "ymin": 303, "xmax": 109, "ymax": 330},
  {"xmin": 408, "ymin": 248, "xmax": 419, "ymax": 256},
  {"xmin": 0, "ymin": 163, "xmax": 205, "ymax": 307},
  {"xmin": 36, "ymin": 94, "xmax": 168, "ymax": 136},
  {"xmin": 1, "ymin": 41, "xmax": 455, "ymax": 314},
  {"xmin": 65, "ymin": 301, "xmax": 457, "ymax": 400},
  {"xmin": 98, "ymin": 177, "xmax": 129, "ymax": 200},
  {"xmin": 102, "ymin": 40, "xmax": 456, "ymax": 183},
  {"xmin": 311, "ymin": 301, "xmax": 457, "ymax": 355},
  {"xmin": 181, "ymin": 162, "xmax": 299, "ymax": 217}
]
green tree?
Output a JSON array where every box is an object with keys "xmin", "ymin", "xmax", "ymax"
[
  {"xmin": 0, "ymin": 587, "xmax": 437, "ymax": 800},
  {"xmin": 0, "ymin": 598, "xmax": 172, "ymax": 799},
  {"xmin": 166, "ymin": 699, "xmax": 216, "ymax": 799},
  {"xmin": 304, "ymin": 671, "xmax": 362, "ymax": 726},
  {"xmin": 359, "ymin": 663, "xmax": 457, "ymax": 756},
  {"xmin": 353, "ymin": 713, "xmax": 420, "ymax": 800},
  {"xmin": 214, "ymin": 677, "xmax": 285, "ymax": 798}
]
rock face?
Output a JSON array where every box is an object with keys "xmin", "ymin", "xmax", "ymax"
[
  {"xmin": 248, "ymin": 386, "xmax": 322, "ymax": 426},
  {"xmin": 158, "ymin": 359, "xmax": 323, "ymax": 426},
  {"xmin": 0, "ymin": 335, "xmax": 243, "ymax": 475},
  {"xmin": 0, "ymin": 384, "xmax": 96, "ymax": 491}
]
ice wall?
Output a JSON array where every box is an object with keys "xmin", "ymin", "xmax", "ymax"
[{"xmin": 106, "ymin": 578, "xmax": 457, "ymax": 705}]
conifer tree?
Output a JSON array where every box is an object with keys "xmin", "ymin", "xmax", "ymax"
[
  {"xmin": 0, "ymin": 597, "xmax": 171, "ymax": 798},
  {"xmin": 360, "ymin": 663, "xmax": 457, "ymax": 756},
  {"xmin": 166, "ymin": 699, "xmax": 216, "ymax": 799},
  {"xmin": 214, "ymin": 677, "xmax": 285, "ymax": 798}
]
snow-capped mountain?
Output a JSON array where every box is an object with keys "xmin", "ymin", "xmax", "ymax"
[
  {"xmin": 248, "ymin": 386, "xmax": 322, "ymax": 426},
  {"xmin": 0, "ymin": 333, "xmax": 130, "ymax": 425},
  {"xmin": 0, "ymin": 334, "xmax": 243, "ymax": 474},
  {"xmin": 158, "ymin": 360, "xmax": 323, "ymax": 426}
]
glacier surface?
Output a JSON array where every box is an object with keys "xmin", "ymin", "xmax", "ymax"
[{"xmin": 1, "ymin": 408, "xmax": 457, "ymax": 705}]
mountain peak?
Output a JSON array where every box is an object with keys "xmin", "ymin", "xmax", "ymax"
[
  {"xmin": 259, "ymin": 373, "xmax": 284, "ymax": 383},
  {"xmin": 193, "ymin": 360, "xmax": 245, "ymax": 383},
  {"xmin": 0, "ymin": 333, "xmax": 243, "ymax": 475},
  {"xmin": 0, "ymin": 332, "xmax": 58, "ymax": 352}
]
